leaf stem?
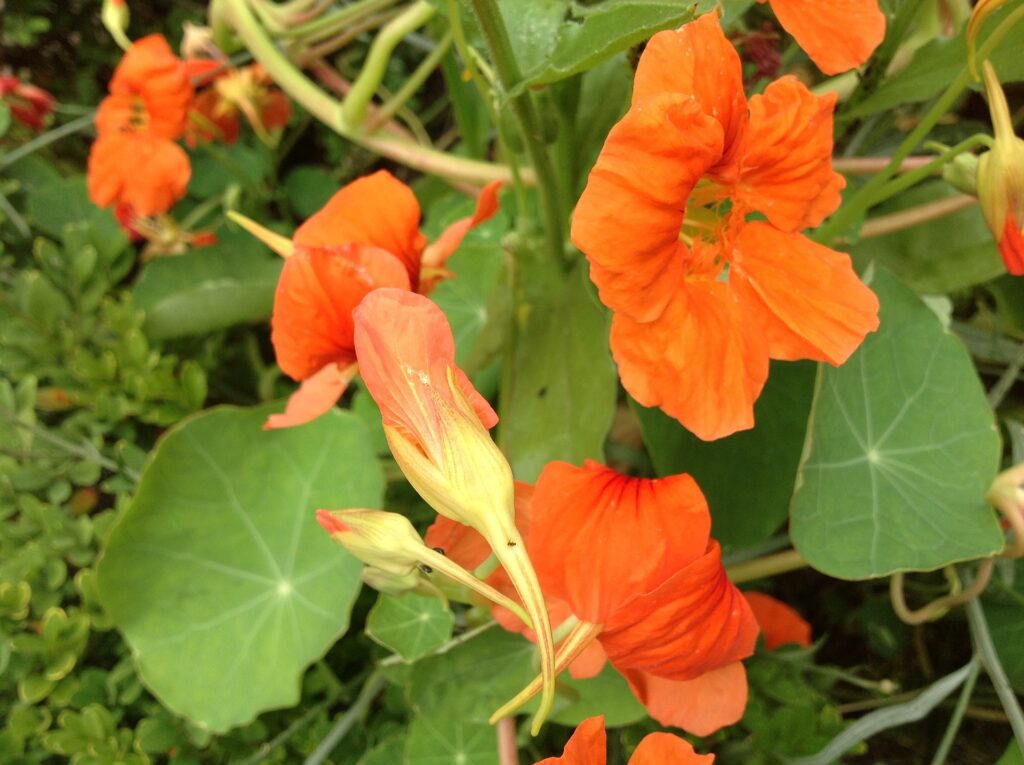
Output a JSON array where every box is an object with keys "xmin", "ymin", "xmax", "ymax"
[
  {"xmin": 366, "ymin": 31, "xmax": 453, "ymax": 132},
  {"xmin": 303, "ymin": 671, "xmax": 387, "ymax": 765},
  {"xmin": 965, "ymin": 590, "xmax": 1024, "ymax": 752},
  {"xmin": 467, "ymin": 0, "xmax": 566, "ymax": 263},
  {"xmin": 0, "ymin": 113, "xmax": 95, "ymax": 171},
  {"xmin": 341, "ymin": 1, "xmax": 436, "ymax": 127},
  {"xmin": 859, "ymin": 194, "xmax": 977, "ymax": 239},
  {"xmin": 727, "ymin": 549, "xmax": 808, "ymax": 584},
  {"xmin": 818, "ymin": 7, "xmax": 1024, "ymax": 244},
  {"xmin": 928, "ymin": 654, "xmax": 981, "ymax": 765}
]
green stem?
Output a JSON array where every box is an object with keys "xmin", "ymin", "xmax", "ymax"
[
  {"xmin": 929, "ymin": 655, "xmax": 981, "ymax": 765},
  {"xmin": 965, "ymin": 593, "xmax": 1024, "ymax": 752},
  {"xmin": 727, "ymin": 549, "xmax": 809, "ymax": 584},
  {"xmin": 303, "ymin": 672, "xmax": 386, "ymax": 765},
  {"xmin": 277, "ymin": 0, "xmax": 397, "ymax": 40},
  {"xmin": 0, "ymin": 113, "xmax": 95, "ymax": 171},
  {"xmin": 342, "ymin": 1, "xmax": 436, "ymax": 127},
  {"xmin": 872, "ymin": 135, "xmax": 990, "ymax": 202},
  {"xmin": 468, "ymin": 0, "xmax": 565, "ymax": 263},
  {"xmin": 220, "ymin": 0, "xmax": 515, "ymax": 184},
  {"xmin": 818, "ymin": 5, "xmax": 1024, "ymax": 244},
  {"xmin": 819, "ymin": 4, "xmax": 1024, "ymax": 243},
  {"xmin": 367, "ymin": 30, "xmax": 453, "ymax": 131},
  {"xmin": 379, "ymin": 620, "xmax": 497, "ymax": 668}
]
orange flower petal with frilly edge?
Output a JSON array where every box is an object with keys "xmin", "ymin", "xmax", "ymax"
[
  {"xmin": 600, "ymin": 541, "xmax": 759, "ymax": 680},
  {"xmin": 571, "ymin": 92, "xmax": 724, "ymax": 324},
  {"xmin": 529, "ymin": 461, "xmax": 711, "ymax": 624},
  {"xmin": 623, "ymin": 662, "xmax": 748, "ymax": 737},
  {"xmin": 764, "ymin": 0, "xmax": 885, "ymax": 75},
  {"xmin": 353, "ymin": 289, "xmax": 498, "ymax": 432},
  {"xmin": 734, "ymin": 76, "xmax": 845, "ymax": 232},
  {"xmin": 610, "ymin": 278, "xmax": 769, "ymax": 441},
  {"xmin": 730, "ymin": 222, "xmax": 880, "ymax": 365},
  {"xmin": 744, "ymin": 592, "xmax": 813, "ymax": 650},
  {"xmin": 631, "ymin": 12, "xmax": 748, "ymax": 178},
  {"xmin": 420, "ymin": 182, "xmax": 502, "ymax": 279},
  {"xmin": 293, "ymin": 170, "xmax": 427, "ymax": 287},
  {"xmin": 87, "ymin": 132, "xmax": 190, "ymax": 217},
  {"xmin": 271, "ymin": 244, "xmax": 410, "ymax": 381},
  {"xmin": 534, "ymin": 716, "xmax": 606, "ymax": 765}
]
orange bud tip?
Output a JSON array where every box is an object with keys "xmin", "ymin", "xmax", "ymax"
[
  {"xmin": 316, "ymin": 510, "xmax": 349, "ymax": 535},
  {"xmin": 226, "ymin": 210, "xmax": 294, "ymax": 258}
]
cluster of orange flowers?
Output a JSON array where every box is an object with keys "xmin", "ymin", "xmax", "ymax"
[
  {"xmin": 86, "ymin": 34, "xmax": 291, "ymax": 249},
  {"xmin": 249, "ymin": 7, "xmax": 886, "ymax": 759}
]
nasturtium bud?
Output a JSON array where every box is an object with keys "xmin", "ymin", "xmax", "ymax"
[{"xmin": 978, "ymin": 61, "xmax": 1024, "ymax": 275}]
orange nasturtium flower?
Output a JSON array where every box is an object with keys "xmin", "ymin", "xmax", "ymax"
[
  {"xmin": 185, "ymin": 62, "xmax": 292, "ymax": 146},
  {"xmin": 352, "ymin": 288, "xmax": 557, "ymax": 733},
  {"xmin": 758, "ymin": 0, "xmax": 886, "ymax": 75},
  {"xmin": 572, "ymin": 13, "xmax": 879, "ymax": 441},
  {"xmin": 262, "ymin": 170, "xmax": 499, "ymax": 430},
  {"xmin": 535, "ymin": 715, "xmax": 713, "ymax": 765},
  {"xmin": 88, "ymin": 34, "xmax": 194, "ymax": 217},
  {"xmin": 478, "ymin": 460, "xmax": 758, "ymax": 737},
  {"xmin": 0, "ymin": 76, "xmax": 55, "ymax": 131}
]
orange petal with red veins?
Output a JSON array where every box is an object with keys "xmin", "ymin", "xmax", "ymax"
[
  {"xmin": 735, "ymin": 76, "xmax": 845, "ymax": 231},
  {"xmin": 354, "ymin": 289, "xmax": 498, "ymax": 432},
  {"xmin": 765, "ymin": 0, "xmax": 885, "ymax": 75},
  {"xmin": 572, "ymin": 93, "xmax": 724, "ymax": 323},
  {"xmin": 601, "ymin": 541, "xmax": 759, "ymax": 680},
  {"xmin": 1001, "ymin": 215, "xmax": 1024, "ymax": 275},
  {"xmin": 744, "ymin": 592, "xmax": 813, "ymax": 651},
  {"xmin": 263, "ymin": 362, "xmax": 356, "ymax": 430},
  {"xmin": 420, "ymin": 182, "xmax": 502, "ymax": 289},
  {"xmin": 530, "ymin": 461, "xmax": 711, "ymax": 624},
  {"xmin": 632, "ymin": 12, "xmax": 747, "ymax": 177},
  {"xmin": 731, "ymin": 222, "xmax": 880, "ymax": 365},
  {"xmin": 293, "ymin": 171, "xmax": 427, "ymax": 285},
  {"xmin": 630, "ymin": 733, "xmax": 715, "ymax": 765},
  {"xmin": 271, "ymin": 244, "xmax": 410, "ymax": 381},
  {"xmin": 534, "ymin": 716, "xmax": 606, "ymax": 765},
  {"xmin": 623, "ymin": 662, "xmax": 748, "ymax": 737},
  {"xmin": 611, "ymin": 278, "xmax": 768, "ymax": 441}
]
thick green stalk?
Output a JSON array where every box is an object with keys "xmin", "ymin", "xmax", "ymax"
[
  {"xmin": 928, "ymin": 655, "xmax": 981, "ymax": 765},
  {"xmin": 467, "ymin": 0, "xmax": 566, "ymax": 263},
  {"xmin": 966, "ymin": 595, "xmax": 1024, "ymax": 752},
  {"xmin": 367, "ymin": 31, "xmax": 453, "ymax": 130},
  {"xmin": 342, "ymin": 1, "xmax": 436, "ymax": 127}
]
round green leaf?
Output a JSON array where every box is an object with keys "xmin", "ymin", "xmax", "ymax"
[
  {"xmin": 790, "ymin": 267, "xmax": 1003, "ymax": 579},
  {"xmin": 97, "ymin": 406, "xmax": 383, "ymax": 732},
  {"xmin": 366, "ymin": 593, "xmax": 454, "ymax": 663}
]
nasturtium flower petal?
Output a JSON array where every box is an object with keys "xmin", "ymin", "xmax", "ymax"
[
  {"xmin": 535, "ymin": 716, "xmax": 606, "ymax": 765},
  {"xmin": 353, "ymin": 289, "xmax": 497, "ymax": 434},
  {"xmin": 293, "ymin": 170, "xmax": 428, "ymax": 286},
  {"xmin": 623, "ymin": 662, "xmax": 748, "ymax": 737},
  {"xmin": 730, "ymin": 222, "xmax": 880, "ymax": 365},
  {"xmin": 571, "ymin": 93, "xmax": 724, "ymax": 323},
  {"xmin": 610, "ymin": 280, "xmax": 769, "ymax": 441},
  {"xmin": 530, "ymin": 461, "xmax": 711, "ymax": 624},
  {"xmin": 263, "ymin": 362, "xmax": 357, "ymax": 431},
  {"xmin": 631, "ymin": 732, "xmax": 715, "ymax": 764},
  {"xmin": 87, "ymin": 133, "xmax": 191, "ymax": 218},
  {"xmin": 601, "ymin": 541, "xmax": 758, "ymax": 680},
  {"xmin": 764, "ymin": 0, "xmax": 886, "ymax": 75},
  {"xmin": 271, "ymin": 244, "xmax": 410, "ymax": 381},
  {"xmin": 744, "ymin": 592, "xmax": 813, "ymax": 650},
  {"xmin": 735, "ymin": 76, "xmax": 845, "ymax": 232},
  {"xmin": 632, "ymin": 13, "xmax": 747, "ymax": 177}
]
